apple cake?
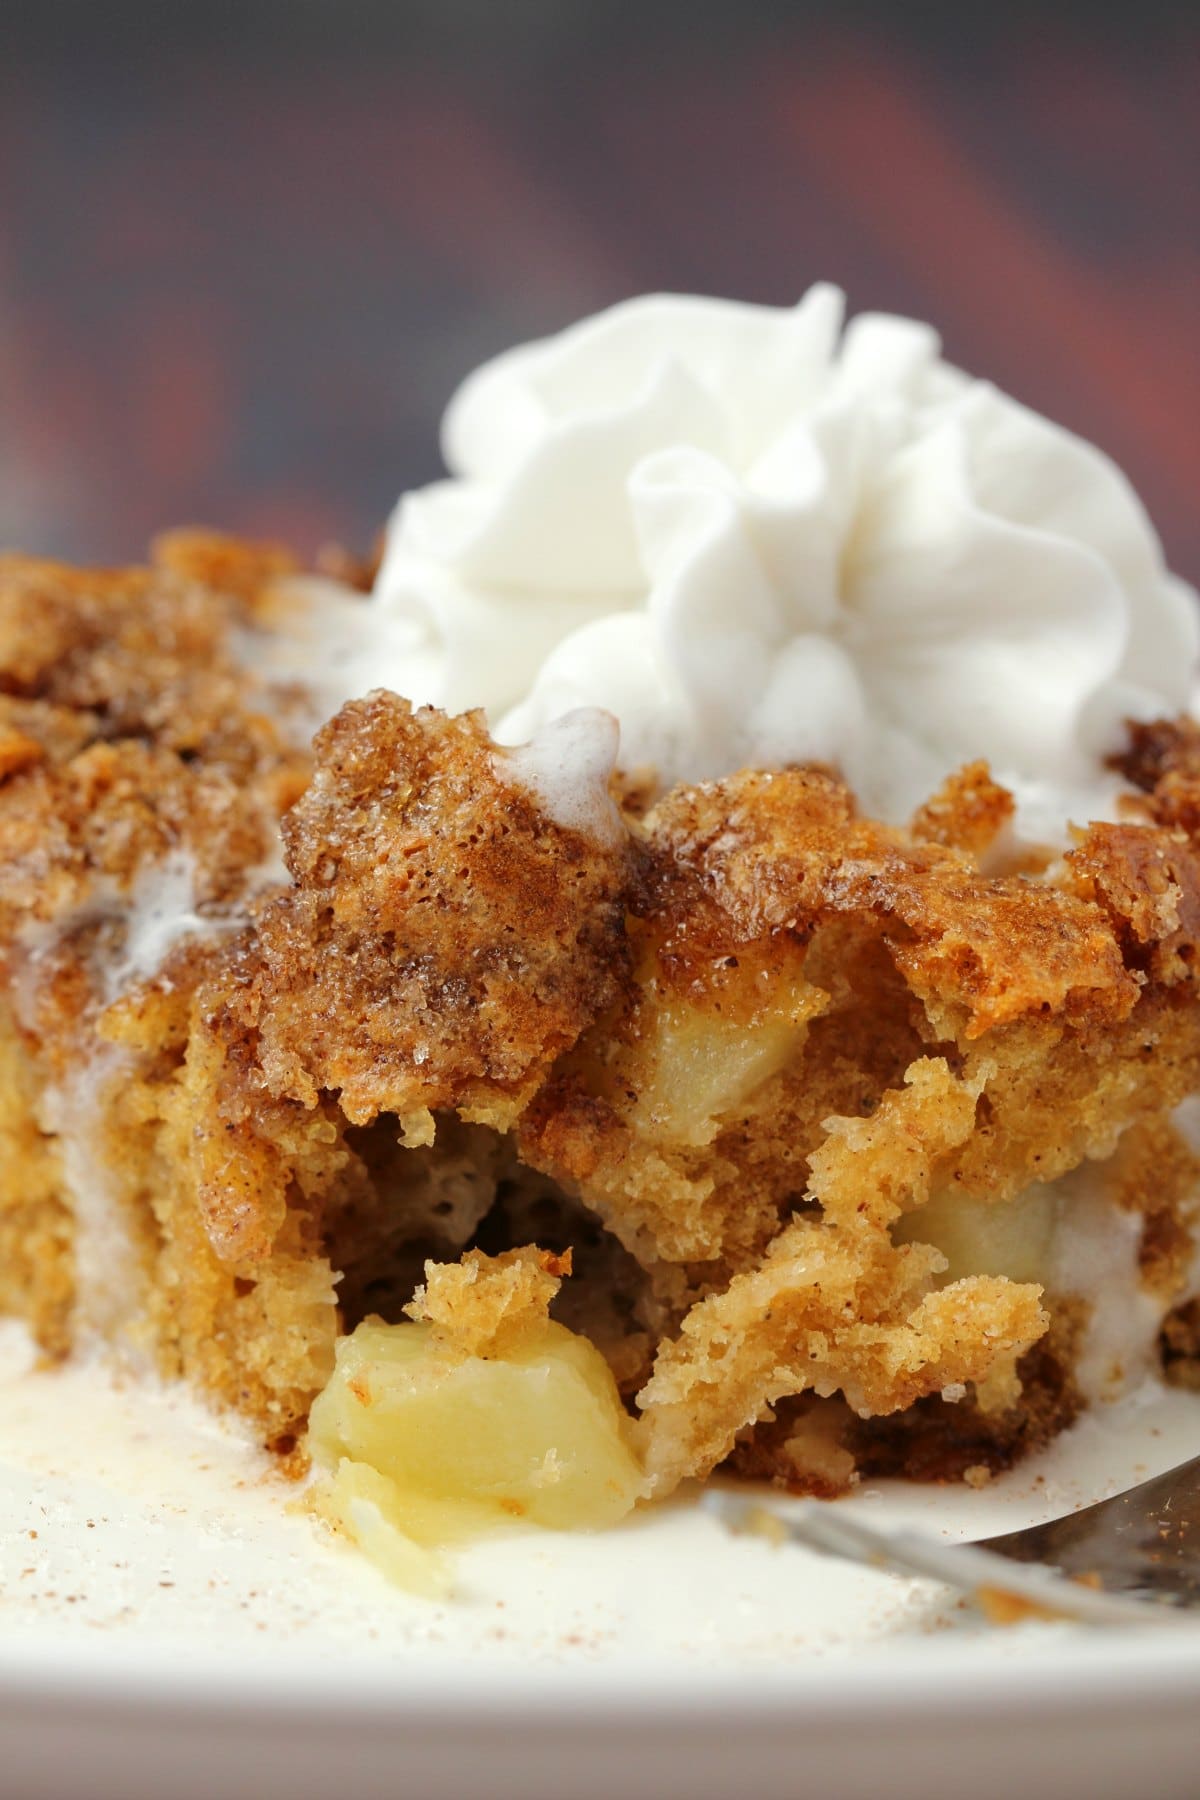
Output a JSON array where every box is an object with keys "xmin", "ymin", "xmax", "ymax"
[
  {"xmin": 2, "ymin": 530, "xmax": 1200, "ymax": 1520},
  {"xmin": 4, "ymin": 288, "xmax": 1200, "ymax": 1577}
]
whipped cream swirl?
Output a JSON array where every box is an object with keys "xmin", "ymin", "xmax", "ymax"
[{"xmin": 370, "ymin": 285, "xmax": 1198, "ymax": 832}]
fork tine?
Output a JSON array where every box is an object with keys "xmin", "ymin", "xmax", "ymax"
[{"xmin": 700, "ymin": 1491, "xmax": 1183, "ymax": 1628}]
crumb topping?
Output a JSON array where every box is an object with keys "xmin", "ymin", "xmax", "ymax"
[
  {"xmin": 197, "ymin": 695, "xmax": 634, "ymax": 1134},
  {"xmin": 405, "ymin": 1245, "xmax": 572, "ymax": 1360}
]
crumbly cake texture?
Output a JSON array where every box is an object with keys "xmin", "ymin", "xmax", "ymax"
[{"xmin": 3, "ymin": 535, "xmax": 1200, "ymax": 1490}]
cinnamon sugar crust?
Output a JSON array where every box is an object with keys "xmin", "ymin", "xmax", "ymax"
[
  {"xmin": 0, "ymin": 535, "xmax": 310, "ymax": 954},
  {"xmin": 210, "ymin": 694, "xmax": 633, "ymax": 1133},
  {"xmin": 3, "ymin": 537, "xmax": 1200, "ymax": 1498}
]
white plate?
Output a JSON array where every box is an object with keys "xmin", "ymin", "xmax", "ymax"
[{"xmin": 2, "ymin": 1319, "xmax": 1200, "ymax": 1800}]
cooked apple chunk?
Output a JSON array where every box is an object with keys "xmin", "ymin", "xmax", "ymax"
[{"xmin": 306, "ymin": 1249, "xmax": 647, "ymax": 1587}]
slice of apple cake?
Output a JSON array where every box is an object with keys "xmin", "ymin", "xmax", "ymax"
[{"xmin": 3, "ymin": 528, "xmax": 1200, "ymax": 1525}]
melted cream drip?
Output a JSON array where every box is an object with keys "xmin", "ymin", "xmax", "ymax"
[
  {"xmin": 905, "ymin": 1144, "xmax": 1200, "ymax": 1407},
  {"xmin": 100, "ymin": 848, "xmax": 233, "ymax": 1000},
  {"xmin": 15, "ymin": 838, "xmax": 289, "ymax": 1350},
  {"xmin": 37, "ymin": 1051, "xmax": 146, "ymax": 1353},
  {"xmin": 1046, "ymin": 1174, "xmax": 1164, "ymax": 1402},
  {"xmin": 496, "ymin": 709, "xmax": 625, "ymax": 847}
]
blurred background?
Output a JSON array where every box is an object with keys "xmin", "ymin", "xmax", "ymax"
[{"xmin": 1, "ymin": 1, "xmax": 1197, "ymax": 575}]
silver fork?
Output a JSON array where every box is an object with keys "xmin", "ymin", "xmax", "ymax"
[{"xmin": 703, "ymin": 1455, "xmax": 1200, "ymax": 1627}]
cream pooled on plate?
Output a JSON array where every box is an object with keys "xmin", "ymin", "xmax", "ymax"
[{"xmin": 365, "ymin": 284, "xmax": 1197, "ymax": 837}]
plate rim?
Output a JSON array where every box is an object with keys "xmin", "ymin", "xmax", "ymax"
[{"xmin": 1, "ymin": 1619, "xmax": 1199, "ymax": 1725}]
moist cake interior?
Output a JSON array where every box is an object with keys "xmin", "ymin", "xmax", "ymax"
[{"xmin": 3, "ymin": 533, "xmax": 1200, "ymax": 1496}]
